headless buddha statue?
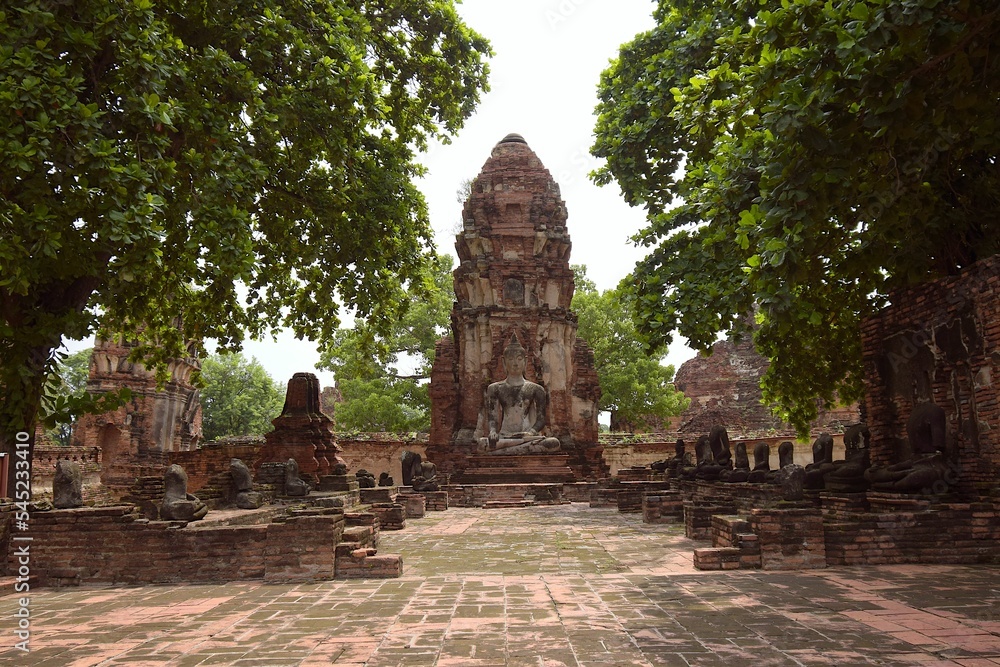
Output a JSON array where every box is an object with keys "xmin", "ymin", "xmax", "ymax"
[{"xmin": 865, "ymin": 401, "xmax": 949, "ymax": 494}]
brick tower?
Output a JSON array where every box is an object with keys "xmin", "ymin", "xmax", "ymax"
[{"xmin": 427, "ymin": 134, "xmax": 606, "ymax": 482}]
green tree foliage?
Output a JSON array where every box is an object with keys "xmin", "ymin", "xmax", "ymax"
[
  {"xmin": 592, "ymin": 0, "xmax": 1000, "ymax": 432},
  {"xmin": 571, "ymin": 266, "xmax": 689, "ymax": 432},
  {"xmin": 0, "ymin": 0, "xmax": 489, "ymax": 489},
  {"xmin": 318, "ymin": 253, "xmax": 454, "ymax": 431},
  {"xmin": 334, "ymin": 377, "xmax": 431, "ymax": 433},
  {"xmin": 39, "ymin": 347, "xmax": 93, "ymax": 445},
  {"xmin": 199, "ymin": 353, "xmax": 284, "ymax": 441}
]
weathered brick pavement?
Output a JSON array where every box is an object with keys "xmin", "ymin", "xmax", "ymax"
[{"xmin": 2, "ymin": 503, "xmax": 999, "ymax": 666}]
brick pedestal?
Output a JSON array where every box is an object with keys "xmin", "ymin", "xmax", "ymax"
[
  {"xmin": 750, "ymin": 507, "xmax": 827, "ymax": 570},
  {"xmin": 684, "ymin": 501, "xmax": 738, "ymax": 540},
  {"xmin": 642, "ymin": 493, "xmax": 684, "ymax": 523},
  {"xmin": 424, "ymin": 491, "xmax": 449, "ymax": 511},
  {"xmin": 403, "ymin": 494, "xmax": 426, "ymax": 519}
]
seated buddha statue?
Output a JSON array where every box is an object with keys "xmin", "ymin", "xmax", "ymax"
[{"xmin": 477, "ymin": 336, "xmax": 561, "ymax": 456}]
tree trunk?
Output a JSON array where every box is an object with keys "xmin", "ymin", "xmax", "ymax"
[{"xmin": 1, "ymin": 269, "xmax": 102, "ymax": 498}]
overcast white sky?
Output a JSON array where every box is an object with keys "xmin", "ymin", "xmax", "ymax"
[{"xmin": 67, "ymin": 0, "xmax": 697, "ymax": 386}]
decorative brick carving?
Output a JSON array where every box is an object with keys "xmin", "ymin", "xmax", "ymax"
[
  {"xmin": 427, "ymin": 134, "xmax": 605, "ymax": 481},
  {"xmin": 861, "ymin": 255, "xmax": 1000, "ymax": 494}
]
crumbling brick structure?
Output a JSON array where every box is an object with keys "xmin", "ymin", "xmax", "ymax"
[
  {"xmin": 675, "ymin": 333, "xmax": 859, "ymax": 437},
  {"xmin": 426, "ymin": 134, "xmax": 605, "ymax": 481},
  {"xmin": 862, "ymin": 254, "xmax": 1000, "ymax": 494},
  {"xmin": 256, "ymin": 372, "xmax": 345, "ymax": 484},
  {"xmin": 72, "ymin": 336, "xmax": 202, "ymax": 493}
]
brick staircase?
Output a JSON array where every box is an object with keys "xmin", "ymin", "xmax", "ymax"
[
  {"xmin": 693, "ymin": 514, "xmax": 761, "ymax": 570},
  {"xmin": 456, "ymin": 454, "xmax": 576, "ymax": 484},
  {"xmin": 335, "ymin": 512, "xmax": 402, "ymax": 579}
]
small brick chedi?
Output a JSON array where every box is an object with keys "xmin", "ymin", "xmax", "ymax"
[
  {"xmin": 427, "ymin": 134, "xmax": 604, "ymax": 481},
  {"xmin": 257, "ymin": 372, "xmax": 346, "ymax": 485}
]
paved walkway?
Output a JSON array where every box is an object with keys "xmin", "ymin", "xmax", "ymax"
[{"xmin": 2, "ymin": 503, "xmax": 999, "ymax": 666}]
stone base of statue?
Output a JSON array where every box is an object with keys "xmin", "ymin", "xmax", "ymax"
[
  {"xmin": 456, "ymin": 453, "xmax": 575, "ymax": 484},
  {"xmin": 318, "ymin": 473, "xmax": 358, "ymax": 493},
  {"xmin": 476, "ymin": 435, "xmax": 562, "ymax": 456}
]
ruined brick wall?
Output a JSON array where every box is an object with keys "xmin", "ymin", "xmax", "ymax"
[
  {"xmin": 335, "ymin": 434, "xmax": 427, "ymax": 485},
  {"xmin": 823, "ymin": 501, "xmax": 1000, "ymax": 565},
  {"xmin": 19, "ymin": 506, "xmax": 344, "ymax": 586},
  {"xmin": 427, "ymin": 134, "xmax": 603, "ymax": 479},
  {"xmin": 428, "ymin": 337, "xmax": 459, "ymax": 455},
  {"xmin": 169, "ymin": 438, "xmax": 265, "ymax": 493},
  {"xmin": 29, "ymin": 446, "xmax": 110, "ymax": 505},
  {"xmin": 861, "ymin": 255, "xmax": 1000, "ymax": 493},
  {"xmin": 675, "ymin": 335, "xmax": 859, "ymax": 437},
  {"xmin": 168, "ymin": 433, "xmax": 429, "ymax": 493},
  {"xmin": 601, "ymin": 441, "xmax": 676, "ymax": 474}
]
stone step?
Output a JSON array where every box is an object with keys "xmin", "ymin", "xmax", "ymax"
[
  {"xmin": 694, "ymin": 547, "xmax": 742, "ymax": 570},
  {"xmin": 459, "ymin": 467, "xmax": 575, "ymax": 484},
  {"xmin": 341, "ymin": 525, "xmax": 375, "ymax": 546},
  {"xmin": 618, "ymin": 468, "xmax": 656, "ymax": 482},
  {"xmin": 589, "ymin": 488, "xmax": 619, "ymax": 507},
  {"xmin": 464, "ymin": 454, "xmax": 571, "ymax": 468},
  {"xmin": 335, "ymin": 550, "xmax": 402, "ymax": 579},
  {"xmin": 711, "ymin": 514, "xmax": 753, "ymax": 548},
  {"xmin": 482, "ymin": 500, "xmax": 534, "ymax": 509}
]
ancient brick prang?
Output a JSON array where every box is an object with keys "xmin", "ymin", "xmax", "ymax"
[
  {"xmin": 674, "ymin": 334, "xmax": 858, "ymax": 438},
  {"xmin": 427, "ymin": 134, "xmax": 604, "ymax": 481},
  {"xmin": 72, "ymin": 336, "xmax": 202, "ymax": 494}
]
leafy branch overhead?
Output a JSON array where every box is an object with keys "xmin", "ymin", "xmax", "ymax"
[
  {"xmin": 0, "ymin": 0, "xmax": 490, "ymax": 491},
  {"xmin": 592, "ymin": 0, "xmax": 1000, "ymax": 433}
]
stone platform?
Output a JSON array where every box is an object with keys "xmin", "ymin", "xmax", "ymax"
[
  {"xmin": 5, "ymin": 504, "xmax": 999, "ymax": 666},
  {"xmin": 454, "ymin": 454, "xmax": 576, "ymax": 484},
  {"xmin": 445, "ymin": 482, "xmax": 571, "ymax": 507}
]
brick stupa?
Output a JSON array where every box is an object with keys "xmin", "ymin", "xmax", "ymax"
[
  {"xmin": 257, "ymin": 372, "xmax": 345, "ymax": 483},
  {"xmin": 426, "ymin": 134, "xmax": 606, "ymax": 482}
]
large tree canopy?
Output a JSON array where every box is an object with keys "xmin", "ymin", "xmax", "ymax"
[
  {"xmin": 592, "ymin": 0, "xmax": 1000, "ymax": 432},
  {"xmin": 0, "ymin": 0, "xmax": 489, "ymax": 486},
  {"xmin": 317, "ymin": 252, "xmax": 453, "ymax": 431},
  {"xmin": 572, "ymin": 266, "xmax": 688, "ymax": 432}
]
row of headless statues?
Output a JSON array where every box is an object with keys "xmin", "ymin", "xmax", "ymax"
[{"xmin": 661, "ymin": 402, "xmax": 952, "ymax": 495}]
